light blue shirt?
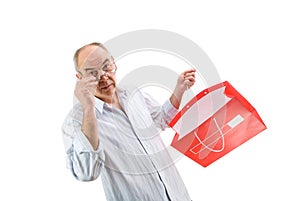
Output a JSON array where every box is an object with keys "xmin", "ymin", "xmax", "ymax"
[{"xmin": 62, "ymin": 87, "xmax": 191, "ymax": 201}]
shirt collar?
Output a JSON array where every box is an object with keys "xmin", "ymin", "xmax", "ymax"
[
  {"xmin": 94, "ymin": 87, "xmax": 128, "ymax": 114},
  {"xmin": 94, "ymin": 97, "xmax": 105, "ymax": 114}
]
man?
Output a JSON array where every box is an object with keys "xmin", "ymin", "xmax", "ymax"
[{"xmin": 62, "ymin": 42, "xmax": 196, "ymax": 201}]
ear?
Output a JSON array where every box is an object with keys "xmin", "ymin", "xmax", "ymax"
[{"xmin": 76, "ymin": 73, "xmax": 82, "ymax": 79}]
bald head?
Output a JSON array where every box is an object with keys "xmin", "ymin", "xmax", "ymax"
[{"xmin": 73, "ymin": 42, "xmax": 110, "ymax": 73}]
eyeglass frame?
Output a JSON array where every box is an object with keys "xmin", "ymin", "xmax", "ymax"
[{"xmin": 79, "ymin": 56, "xmax": 117, "ymax": 79}]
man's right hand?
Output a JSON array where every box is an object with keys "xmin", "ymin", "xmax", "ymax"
[
  {"xmin": 74, "ymin": 76, "xmax": 98, "ymax": 109},
  {"xmin": 74, "ymin": 76, "xmax": 99, "ymax": 150}
]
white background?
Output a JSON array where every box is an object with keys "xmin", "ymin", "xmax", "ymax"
[{"xmin": 0, "ymin": 0, "xmax": 299, "ymax": 200}]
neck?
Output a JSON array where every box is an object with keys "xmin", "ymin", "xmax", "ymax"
[
  {"xmin": 102, "ymin": 93, "xmax": 116, "ymax": 105},
  {"xmin": 101, "ymin": 93, "xmax": 123, "ymax": 110}
]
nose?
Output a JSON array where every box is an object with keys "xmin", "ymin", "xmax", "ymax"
[{"xmin": 98, "ymin": 72, "xmax": 109, "ymax": 80}]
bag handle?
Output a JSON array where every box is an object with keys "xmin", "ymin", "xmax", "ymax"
[
  {"xmin": 183, "ymin": 84, "xmax": 225, "ymax": 153},
  {"xmin": 193, "ymin": 117, "xmax": 225, "ymax": 153}
]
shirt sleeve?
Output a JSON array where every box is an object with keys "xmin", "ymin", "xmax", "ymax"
[
  {"xmin": 61, "ymin": 108, "xmax": 105, "ymax": 181},
  {"xmin": 141, "ymin": 90, "xmax": 178, "ymax": 130}
]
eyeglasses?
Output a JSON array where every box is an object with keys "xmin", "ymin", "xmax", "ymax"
[{"xmin": 83, "ymin": 58, "xmax": 117, "ymax": 80}]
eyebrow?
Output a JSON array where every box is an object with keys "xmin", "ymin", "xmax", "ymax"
[
  {"xmin": 84, "ymin": 67, "xmax": 97, "ymax": 72},
  {"xmin": 83, "ymin": 58, "xmax": 109, "ymax": 71}
]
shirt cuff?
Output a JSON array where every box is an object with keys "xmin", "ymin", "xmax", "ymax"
[{"xmin": 163, "ymin": 99, "xmax": 179, "ymax": 122}]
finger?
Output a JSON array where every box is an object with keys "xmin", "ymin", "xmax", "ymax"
[
  {"xmin": 183, "ymin": 68, "xmax": 196, "ymax": 73},
  {"xmin": 184, "ymin": 71, "xmax": 196, "ymax": 76},
  {"xmin": 81, "ymin": 77, "xmax": 99, "ymax": 87},
  {"xmin": 83, "ymin": 76, "xmax": 97, "ymax": 82},
  {"xmin": 76, "ymin": 78, "xmax": 98, "ymax": 91},
  {"xmin": 184, "ymin": 77, "xmax": 196, "ymax": 87},
  {"xmin": 184, "ymin": 81, "xmax": 191, "ymax": 90},
  {"xmin": 86, "ymin": 81, "xmax": 98, "ymax": 88},
  {"xmin": 183, "ymin": 71, "xmax": 196, "ymax": 81},
  {"xmin": 184, "ymin": 75, "xmax": 195, "ymax": 82},
  {"xmin": 185, "ymin": 82, "xmax": 195, "ymax": 90},
  {"xmin": 182, "ymin": 68, "xmax": 196, "ymax": 75},
  {"xmin": 184, "ymin": 72, "xmax": 196, "ymax": 82},
  {"xmin": 184, "ymin": 78, "xmax": 195, "ymax": 83}
]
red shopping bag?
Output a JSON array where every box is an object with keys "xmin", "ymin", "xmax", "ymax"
[{"xmin": 170, "ymin": 81, "xmax": 266, "ymax": 167}]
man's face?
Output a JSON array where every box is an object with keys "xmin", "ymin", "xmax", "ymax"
[{"xmin": 77, "ymin": 45, "xmax": 117, "ymax": 101}]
